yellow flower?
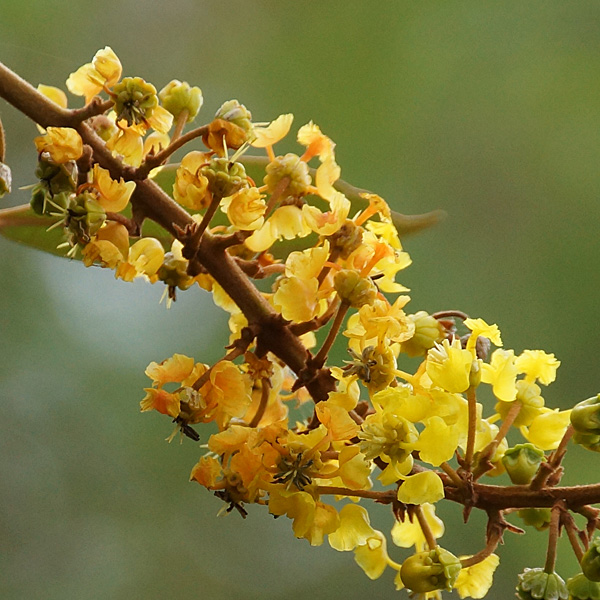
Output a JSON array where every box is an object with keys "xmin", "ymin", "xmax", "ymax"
[
  {"xmin": 329, "ymin": 504, "xmax": 378, "ymax": 551},
  {"xmin": 251, "ymin": 113, "xmax": 293, "ymax": 147},
  {"xmin": 297, "ymin": 121, "xmax": 336, "ymax": 162},
  {"xmin": 354, "ymin": 530, "xmax": 395, "ymax": 580},
  {"xmin": 481, "ymin": 348, "xmax": 518, "ymax": 402},
  {"xmin": 397, "ymin": 471, "xmax": 444, "ymax": 505},
  {"xmin": 172, "ymin": 150, "xmax": 212, "ymax": 210},
  {"xmin": 139, "ymin": 388, "xmax": 180, "ymax": 418},
  {"xmin": 90, "ymin": 164, "xmax": 136, "ymax": 212},
  {"xmin": 415, "ymin": 416, "xmax": 460, "ymax": 466},
  {"xmin": 224, "ymin": 187, "xmax": 266, "ymax": 231},
  {"xmin": 145, "ymin": 353, "xmax": 195, "ymax": 387},
  {"xmin": 285, "ymin": 242, "xmax": 330, "ymax": 280},
  {"xmin": 37, "ymin": 84, "xmax": 67, "ymax": 108},
  {"xmin": 454, "ymin": 554, "xmax": 500, "ymax": 599},
  {"xmin": 521, "ymin": 408, "xmax": 571, "ymax": 450},
  {"xmin": 426, "ymin": 339, "xmax": 473, "ymax": 394},
  {"xmin": 116, "ymin": 237, "xmax": 165, "ymax": 282},
  {"xmin": 273, "ymin": 276, "xmax": 321, "ymax": 323},
  {"xmin": 245, "ymin": 204, "xmax": 312, "ymax": 252},
  {"xmin": 107, "ymin": 127, "xmax": 144, "ymax": 167},
  {"xmin": 391, "ymin": 503, "xmax": 444, "ymax": 549},
  {"xmin": 34, "ymin": 127, "xmax": 83, "ymax": 163},
  {"xmin": 66, "ymin": 46, "xmax": 122, "ymax": 103},
  {"xmin": 338, "ymin": 446, "xmax": 371, "ymax": 489},
  {"xmin": 315, "ymin": 400, "xmax": 360, "ymax": 441},
  {"xmin": 464, "ymin": 318, "xmax": 502, "ymax": 352},
  {"xmin": 516, "ymin": 349, "xmax": 560, "ymax": 385},
  {"xmin": 268, "ymin": 488, "xmax": 339, "ymax": 546},
  {"xmin": 190, "ymin": 456, "xmax": 222, "ymax": 488}
]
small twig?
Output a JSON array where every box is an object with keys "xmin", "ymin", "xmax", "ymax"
[
  {"xmin": 415, "ymin": 504, "xmax": 438, "ymax": 549},
  {"xmin": 0, "ymin": 115, "xmax": 5, "ymax": 162},
  {"xmin": 464, "ymin": 386, "xmax": 478, "ymax": 471},
  {"xmin": 439, "ymin": 461, "xmax": 464, "ymax": 488},
  {"xmin": 69, "ymin": 98, "xmax": 114, "ymax": 123},
  {"xmin": 248, "ymin": 378, "xmax": 271, "ymax": 428},
  {"xmin": 562, "ymin": 509, "xmax": 585, "ymax": 563},
  {"xmin": 311, "ymin": 301, "xmax": 350, "ymax": 369},
  {"xmin": 134, "ymin": 123, "xmax": 209, "ymax": 179},
  {"xmin": 530, "ymin": 425, "xmax": 574, "ymax": 490},
  {"xmin": 544, "ymin": 502, "xmax": 563, "ymax": 573}
]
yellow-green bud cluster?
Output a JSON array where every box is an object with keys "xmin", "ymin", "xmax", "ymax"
[
  {"xmin": 567, "ymin": 573, "xmax": 600, "ymax": 600},
  {"xmin": 343, "ymin": 346, "xmax": 396, "ymax": 393},
  {"xmin": 30, "ymin": 155, "xmax": 78, "ymax": 215},
  {"xmin": 159, "ymin": 80, "xmax": 203, "ymax": 123},
  {"xmin": 571, "ymin": 395, "xmax": 600, "ymax": 452},
  {"xmin": 517, "ymin": 508, "xmax": 552, "ymax": 531},
  {"xmin": 503, "ymin": 443, "xmax": 545, "ymax": 485},
  {"xmin": 358, "ymin": 411, "xmax": 418, "ymax": 465},
  {"xmin": 215, "ymin": 100, "xmax": 252, "ymax": 135},
  {"xmin": 581, "ymin": 539, "xmax": 600, "ymax": 582},
  {"xmin": 65, "ymin": 191, "xmax": 106, "ymax": 247},
  {"xmin": 400, "ymin": 547, "xmax": 461, "ymax": 593},
  {"xmin": 516, "ymin": 568, "xmax": 568, "ymax": 600},
  {"xmin": 157, "ymin": 252, "xmax": 194, "ymax": 291},
  {"xmin": 264, "ymin": 153, "xmax": 311, "ymax": 197},
  {"xmin": 334, "ymin": 269, "xmax": 378, "ymax": 308},
  {"xmin": 113, "ymin": 77, "xmax": 158, "ymax": 126},
  {"xmin": 399, "ymin": 311, "xmax": 444, "ymax": 357},
  {"xmin": 325, "ymin": 220, "xmax": 363, "ymax": 259},
  {"xmin": 0, "ymin": 161, "xmax": 11, "ymax": 197},
  {"xmin": 200, "ymin": 157, "xmax": 248, "ymax": 199}
]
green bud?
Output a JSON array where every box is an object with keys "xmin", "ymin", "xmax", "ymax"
[
  {"xmin": 215, "ymin": 99, "xmax": 252, "ymax": 134},
  {"xmin": 333, "ymin": 269, "xmax": 378, "ymax": 308},
  {"xmin": 571, "ymin": 395, "xmax": 600, "ymax": 436},
  {"xmin": 517, "ymin": 508, "xmax": 552, "ymax": 531},
  {"xmin": 199, "ymin": 157, "xmax": 248, "ymax": 199},
  {"xmin": 469, "ymin": 358, "xmax": 482, "ymax": 388},
  {"xmin": 35, "ymin": 155, "xmax": 78, "ymax": 197},
  {"xmin": 567, "ymin": 572, "xmax": 600, "ymax": 600},
  {"xmin": 400, "ymin": 547, "xmax": 461, "ymax": 593},
  {"xmin": 503, "ymin": 443, "xmax": 545, "ymax": 485},
  {"xmin": 581, "ymin": 539, "xmax": 600, "ymax": 582},
  {"xmin": 159, "ymin": 80, "xmax": 203, "ymax": 123},
  {"xmin": 516, "ymin": 568, "xmax": 568, "ymax": 600},
  {"xmin": 113, "ymin": 77, "xmax": 158, "ymax": 126},
  {"xmin": 66, "ymin": 192, "xmax": 106, "ymax": 246},
  {"xmin": 157, "ymin": 252, "xmax": 194, "ymax": 290},
  {"xmin": 264, "ymin": 153, "xmax": 312, "ymax": 197},
  {"xmin": 0, "ymin": 161, "xmax": 11, "ymax": 197},
  {"xmin": 399, "ymin": 311, "xmax": 444, "ymax": 357}
]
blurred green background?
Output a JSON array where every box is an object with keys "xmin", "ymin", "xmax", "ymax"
[{"xmin": 1, "ymin": 1, "xmax": 600, "ymax": 598}]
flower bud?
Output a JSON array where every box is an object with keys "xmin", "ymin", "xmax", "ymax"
[
  {"xmin": 503, "ymin": 443, "xmax": 545, "ymax": 485},
  {"xmin": 567, "ymin": 572, "xmax": 600, "ymax": 600},
  {"xmin": 571, "ymin": 395, "xmax": 600, "ymax": 436},
  {"xmin": 157, "ymin": 252, "xmax": 194, "ymax": 291},
  {"xmin": 66, "ymin": 191, "xmax": 106, "ymax": 246},
  {"xmin": 113, "ymin": 77, "xmax": 158, "ymax": 126},
  {"xmin": 517, "ymin": 508, "xmax": 552, "ymax": 531},
  {"xmin": 399, "ymin": 311, "xmax": 444, "ymax": 357},
  {"xmin": 581, "ymin": 539, "xmax": 600, "ymax": 582},
  {"xmin": 400, "ymin": 547, "xmax": 461, "ymax": 593},
  {"xmin": 0, "ymin": 161, "xmax": 11, "ymax": 197},
  {"xmin": 264, "ymin": 153, "xmax": 311, "ymax": 197},
  {"xmin": 159, "ymin": 80, "xmax": 203, "ymax": 123},
  {"xmin": 516, "ymin": 568, "xmax": 568, "ymax": 600},
  {"xmin": 334, "ymin": 269, "xmax": 378, "ymax": 308},
  {"xmin": 215, "ymin": 99, "xmax": 252, "ymax": 134},
  {"xmin": 199, "ymin": 157, "xmax": 248, "ymax": 199}
]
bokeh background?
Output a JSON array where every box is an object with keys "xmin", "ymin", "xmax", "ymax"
[{"xmin": 1, "ymin": 2, "xmax": 600, "ymax": 598}]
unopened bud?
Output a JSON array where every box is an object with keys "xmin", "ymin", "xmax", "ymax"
[
  {"xmin": 400, "ymin": 547, "xmax": 461, "ymax": 593},
  {"xmin": 334, "ymin": 269, "xmax": 378, "ymax": 308},
  {"xmin": 503, "ymin": 443, "xmax": 545, "ymax": 485},
  {"xmin": 516, "ymin": 568, "xmax": 568, "ymax": 600},
  {"xmin": 159, "ymin": 80, "xmax": 203, "ymax": 123},
  {"xmin": 567, "ymin": 572, "xmax": 600, "ymax": 600},
  {"xmin": 399, "ymin": 311, "xmax": 444, "ymax": 357},
  {"xmin": 581, "ymin": 539, "xmax": 600, "ymax": 582},
  {"xmin": 264, "ymin": 153, "xmax": 311, "ymax": 197}
]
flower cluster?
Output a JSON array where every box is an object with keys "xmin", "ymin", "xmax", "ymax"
[{"xmin": 4, "ymin": 47, "xmax": 600, "ymax": 599}]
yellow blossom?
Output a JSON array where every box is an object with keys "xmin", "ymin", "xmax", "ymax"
[
  {"xmin": 245, "ymin": 205, "xmax": 312, "ymax": 252},
  {"xmin": 297, "ymin": 121, "xmax": 336, "ymax": 162},
  {"xmin": 116, "ymin": 237, "xmax": 165, "ymax": 282},
  {"xmin": 284, "ymin": 242, "xmax": 330, "ymax": 280},
  {"xmin": 34, "ymin": 127, "xmax": 83, "ymax": 163},
  {"xmin": 329, "ymin": 504, "xmax": 378, "ymax": 551},
  {"xmin": 37, "ymin": 84, "xmax": 68, "ymax": 108},
  {"xmin": 426, "ymin": 338, "xmax": 473, "ymax": 394},
  {"xmin": 173, "ymin": 151, "xmax": 212, "ymax": 210},
  {"xmin": 354, "ymin": 530, "xmax": 395, "ymax": 580},
  {"xmin": 516, "ymin": 350, "xmax": 560, "ymax": 385},
  {"xmin": 273, "ymin": 276, "xmax": 322, "ymax": 323},
  {"xmin": 397, "ymin": 471, "xmax": 444, "ymax": 505},
  {"xmin": 224, "ymin": 187, "xmax": 266, "ymax": 230},
  {"xmin": 139, "ymin": 387, "xmax": 180, "ymax": 418},
  {"xmin": 415, "ymin": 416, "xmax": 460, "ymax": 466},
  {"xmin": 315, "ymin": 400, "xmax": 360, "ymax": 441},
  {"xmin": 251, "ymin": 113, "xmax": 293, "ymax": 147},
  {"xmin": 107, "ymin": 127, "xmax": 144, "ymax": 167},
  {"xmin": 481, "ymin": 348, "xmax": 518, "ymax": 402},
  {"xmin": 66, "ymin": 46, "xmax": 122, "ymax": 103},
  {"xmin": 464, "ymin": 318, "xmax": 502, "ymax": 352},
  {"xmin": 521, "ymin": 408, "xmax": 571, "ymax": 450},
  {"xmin": 391, "ymin": 503, "xmax": 444, "ymax": 549},
  {"xmin": 190, "ymin": 456, "xmax": 222, "ymax": 488},
  {"xmin": 90, "ymin": 164, "xmax": 136, "ymax": 212},
  {"xmin": 454, "ymin": 554, "xmax": 500, "ymax": 599},
  {"xmin": 337, "ymin": 446, "xmax": 371, "ymax": 489}
]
